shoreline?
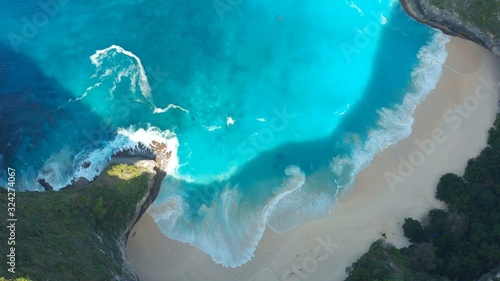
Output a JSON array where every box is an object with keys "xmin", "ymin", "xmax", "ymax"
[{"xmin": 126, "ymin": 37, "xmax": 500, "ymax": 281}]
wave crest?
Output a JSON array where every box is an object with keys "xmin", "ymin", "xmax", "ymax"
[
  {"xmin": 90, "ymin": 45, "xmax": 152, "ymax": 99},
  {"xmin": 150, "ymin": 165, "xmax": 305, "ymax": 267},
  {"xmin": 331, "ymin": 32, "xmax": 450, "ymax": 191},
  {"xmin": 36, "ymin": 126, "xmax": 179, "ymax": 191}
]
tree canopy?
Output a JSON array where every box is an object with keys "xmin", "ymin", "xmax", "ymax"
[{"xmin": 347, "ymin": 115, "xmax": 500, "ymax": 280}]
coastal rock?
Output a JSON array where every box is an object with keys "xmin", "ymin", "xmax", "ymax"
[
  {"xmin": 120, "ymin": 141, "xmax": 170, "ymax": 280},
  {"xmin": 150, "ymin": 140, "xmax": 172, "ymax": 171},
  {"xmin": 112, "ymin": 142, "xmax": 156, "ymax": 160},
  {"xmin": 82, "ymin": 161, "xmax": 91, "ymax": 169},
  {"xmin": 400, "ymin": 0, "xmax": 500, "ymax": 57},
  {"xmin": 37, "ymin": 178, "xmax": 53, "ymax": 191},
  {"xmin": 63, "ymin": 177, "xmax": 91, "ymax": 190}
]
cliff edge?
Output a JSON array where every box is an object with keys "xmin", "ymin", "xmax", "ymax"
[
  {"xmin": 0, "ymin": 141, "xmax": 170, "ymax": 280},
  {"xmin": 400, "ymin": 0, "xmax": 500, "ymax": 57},
  {"xmin": 120, "ymin": 141, "xmax": 170, "ymax": 280}
]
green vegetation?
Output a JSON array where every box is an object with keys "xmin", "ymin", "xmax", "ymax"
[
  {"xmin": 345, "ymin": 240, "xmax": 445, "ymax": 281},
  {"xmin": 346, "ymin": 114, "xmax": 500, "ymax": 280},
  {"xmin": 402, "ymin": 218, "xmax": 429, "ymax": 244},
  {"xmin": 107, "ymin": 163, "xmax": 148, "ymax": 180},
  {"xmin": 429, "ymin": 0, "xmax": 500, "ymax": 38},
  {"xmin": 0, "ymin": 164, "xmax": 150, "ymax": 280}
]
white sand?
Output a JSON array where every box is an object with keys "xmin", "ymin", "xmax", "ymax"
[{"xmin": 126, "ymin": 37, "xmax": 500, "ymax": 281}]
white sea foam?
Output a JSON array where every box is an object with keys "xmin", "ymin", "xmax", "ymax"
[
  {"xmin": 226, "ymin": 116, "xmax": 236, "ymax": 126},
  {"xmin": 331, "ymin": 32, "xmax": 450, "ymax": 192},
  {"xmin": 81, "ymin": 45, "xmax": 193, "ymax": 116},
  {"xmin": 148, "ymin": 32, "xmax": 450, "ymax": 268},
  {"xmin": 263, "ymin": 31, "xmax": 450, "ymax": 235},
  {"xmin": 334, "ymin": 103, "xmax": 351, "ymax": 116},
  {"xmin": 267, "ymin": 182, "xmax": 333, "ymax": 233},
  {"xmin": 90, "ymin": 45, "xmax": 152, "ymax": 99},
  {"xmin": 153, "ymin": 103, "xmax": 190, "ymax": 114},
  {"xmin": 202, "ymin": 124, "xmax": 222, "ymax": 132},
  {"xmin": 148, "ymin": 195, "xmax": 186, "ymax": 229},
  {"xmin": 69, "ymin": 45, "xmax": 159, "ymax": 110},
  {"xmin": 150, "ymin": 165, "xmax": 305, "ymax": 268},
  {"xmin": 32, "ymin": 30, "xmax": 450, "ymax": 273},
  {"xmin": 36, "ymin": 126, "xmax": 179, "ymax": 191}
]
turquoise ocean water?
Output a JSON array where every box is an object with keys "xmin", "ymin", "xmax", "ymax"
[{"xmin": 0, "ymin": 0, "xmax": 449, "ymax": 267}]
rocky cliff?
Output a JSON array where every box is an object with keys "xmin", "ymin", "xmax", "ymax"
[
  {"xmin": 0, "ymin": 140, "xmax": 171, "ymax": 280},
  {"xmin": 400, "ymin": 0, "xmax": 500, "ymax": 57},
  {"xmin": 119, "ymin": 141, "xmax": 170, "ymax": 280}
]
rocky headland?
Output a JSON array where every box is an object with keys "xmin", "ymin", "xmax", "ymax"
[{"xmin": 0, "ymin": 141, "xmax": 171, "ymax": 280}]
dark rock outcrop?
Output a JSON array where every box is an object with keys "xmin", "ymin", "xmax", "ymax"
[
  {"xmin": 112, "ymin": 142, "xmax": 156, "ymax": 160},
  {"xmin": 82, "ymin": 161, "xmax": 91, "ymax": 169},
  {"xmin": 400, "ymin": 0, "xmax": 500, "ymax": 57},
  {"xmin": 37, "ymin": 178, "xmax": 53, "ymax": 191},
  {"xmin": 63, "ymin": 177, "xmax": 91, "ymax": 190}
]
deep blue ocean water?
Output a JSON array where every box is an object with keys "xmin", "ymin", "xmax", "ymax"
[{"xmin": 0, "ymin": 0, "xmax": 449, "ymax": 267}]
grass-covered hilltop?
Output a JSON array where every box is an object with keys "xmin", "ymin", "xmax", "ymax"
[
  {"xmin": 345, "ymin": 114, "xmax": 500, "ymax": 280},
  {"xmin": 400, "ymin": 0, "xmax": 500, "ymax": 56},
  {"xmin": 0, "ymin": 162, "xmax": 155, "ymax": 280}
]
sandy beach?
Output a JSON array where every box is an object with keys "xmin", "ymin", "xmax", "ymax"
[{"xmin": 126, "ymin": 36, "xmax": 500, "ymax": 281}]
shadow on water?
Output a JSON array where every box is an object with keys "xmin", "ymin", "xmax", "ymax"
[
  {"xmin": 0, "ymin": 44, "xmax": 113, "ymax": 189},
  {"xmin": 168, "ymin": 5, "xmax": 436, "ymax": 211},
  {"xmin": 333, "ymin": 6, "xmax": 434, "ymax": 136}
]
